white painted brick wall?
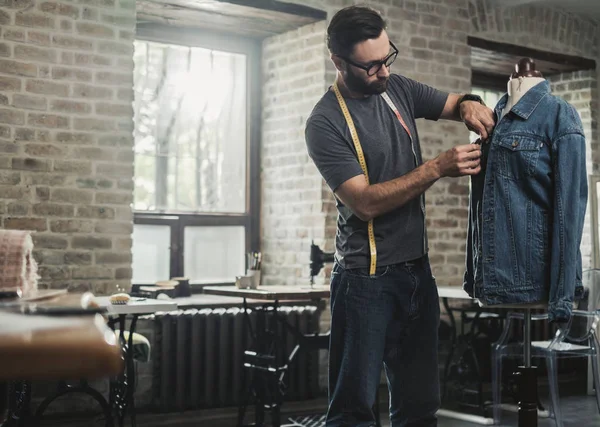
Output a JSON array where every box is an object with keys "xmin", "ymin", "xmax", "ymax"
[
  {"xmin": 0, "ymin": 0, "xmax": 136, "ymax": 294},
  {"xmin": 0, "ymin": 0, "xmax": 137, "ymax": 413},
  {"xmin": 261, "ymin": 21, "xmax": 329, "ymax": 287}
]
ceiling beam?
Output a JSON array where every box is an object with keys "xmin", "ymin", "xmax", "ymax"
[
  {"xmin": 468, "ymin": 36, "xmax": 596, "ymax": 77},
  {"xmin": 485, "ymin": 0, "xmax": 543, "ymax": 6},
  {"xmin": 137, "ymin": 0, "xmax": 327, "ymax": 39}
]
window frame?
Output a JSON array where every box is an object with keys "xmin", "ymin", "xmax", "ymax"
[
  {"xmin": 471, "ymin": 71, "xmax": 507, "ymax": 94},
  {"xmin": 133, "ymin": 24, "xmax": 262, "ymax": 284}
]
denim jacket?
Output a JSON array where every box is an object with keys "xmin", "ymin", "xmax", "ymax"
[{"xmin": 463, "ymin": 80, "xmax": 587, "ymax": 322}]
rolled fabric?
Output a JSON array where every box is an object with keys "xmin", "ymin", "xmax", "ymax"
[{"xmin": 0, "ymin": 230, "xmax": 39, "ymax": 296}]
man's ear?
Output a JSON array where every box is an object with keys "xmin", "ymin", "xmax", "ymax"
[{"xmin": 331, "ymin": 54, "xmax": 344, "ymax": 73}]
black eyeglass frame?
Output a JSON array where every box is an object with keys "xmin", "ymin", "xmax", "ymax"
[{"xmin": 338, "ymin": 41, "xmax": 399, "ymax": 76}]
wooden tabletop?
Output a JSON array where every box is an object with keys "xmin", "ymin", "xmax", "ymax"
[
  {"xmin": 0, "ymin": 311, "xmax": 122, "ymax": 381},
  {"xmin": 203, "ymin": 285, "xmax": 330, "ymax": 301}
]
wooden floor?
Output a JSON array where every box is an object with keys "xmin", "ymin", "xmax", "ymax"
[{"xmin": 42, "ymin": 392, "xmax": 600, "ymax": 426}]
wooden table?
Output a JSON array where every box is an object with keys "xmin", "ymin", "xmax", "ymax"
[
  {"xmin": 203, "ymin": 285, "xmax": 330, "ymax": 301},
  {"xmin": 0, "ymin": 297, "xmax": 123, "ymax": 427},
  {"xmin": 0, "ymin": 311, "xmax": 122, "ymax": 381},
  {"xmin": 93, "ymin": 296, "xmax": 178, "ymax": 314},
  {"xmin": 0, "ymin": 293, "xmax": 178, "ymax": 427},
  {"xmin": 93, "ymin": 296, "xmax": 177, "ymax": 427}
]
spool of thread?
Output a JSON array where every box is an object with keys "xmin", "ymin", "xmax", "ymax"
[{"xmin": 171, "ymin": 277, "xmax": 191, "ymax": 297}]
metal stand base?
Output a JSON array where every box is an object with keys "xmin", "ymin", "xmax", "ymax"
[
  {"xmin": 515, "ymin": 366, "xmax": 538, "ymax": 427},
  {"xmin": 515, "ymin": 309, "xmax": 538, "ymax": 427}
]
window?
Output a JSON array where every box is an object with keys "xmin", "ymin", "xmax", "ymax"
[{"xmin": 132, "ymin": 27, "xmax": 260, "ymax": 286}]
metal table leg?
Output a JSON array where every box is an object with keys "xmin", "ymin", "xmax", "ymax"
[
  {"xmin": 0, "ymin": 381, "xmax": 31, "ymax": 427},
  {"xmin": 108, "ymin": 314, "xmax": 138, "ymax": 427},
  {"xmin": 438, "ymin": 299, "xmax": 495, "ymax": 425},
  {"xmin": 239, "ymin": 300, "xmax": 280, "ymax": 427},
  {"xmin": 32, "ymin": 380, "xmax": 113, "ymax": 427},
  {"xmin": 442, "ymin": 297, "xmax": 457, "ymax": 401},
  {"xmin": 238, "ymin": 300, "xmax": 340, "ymax": 427}
]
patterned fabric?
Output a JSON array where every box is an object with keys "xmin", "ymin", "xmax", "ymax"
[{"xmin": 0, "ymin": 230, "xmax": 39, "ymax": 296}]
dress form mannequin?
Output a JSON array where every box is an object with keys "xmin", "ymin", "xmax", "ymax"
[
  {"xmin": 502, "ymin": 58, "xmax": 545, "ymax": 119},
  {"xmin": 477, "ymin": 59, "xmax": 547, "ymax": 311},
  {"xmin": 480, "ymin": 58, "xmax": 547, "ymax": 427}
]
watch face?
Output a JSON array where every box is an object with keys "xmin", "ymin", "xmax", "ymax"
[{"xmin": 462, "ymin": 95, "xmax": 483, "ymax": 104}]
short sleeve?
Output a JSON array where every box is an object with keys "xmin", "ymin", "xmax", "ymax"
[
  {"xmin": 393, "ymin": 75, "xmax": 449, "ymax": 120},
  {"xmin": 305, "ymin": 114, "xmax": 364, "ymax": 192}
]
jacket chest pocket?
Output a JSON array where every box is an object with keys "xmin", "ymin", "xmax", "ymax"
[{"xmin": 494, "ymin": 136, "xmax": 543, "ymax": 180}]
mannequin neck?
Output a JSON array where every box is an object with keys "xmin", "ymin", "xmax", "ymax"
[
  {"xmin": 508, "ymin": 76, "xmax": 544, "ymax": 102},
  {"xmin": 505, "ymin": 76, "xmax": 544, "ymax": 108}
]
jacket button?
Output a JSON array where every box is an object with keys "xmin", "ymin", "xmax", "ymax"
[{"xmin": 512, "ymin": 140, "xmax": 519, "ymax": 148}]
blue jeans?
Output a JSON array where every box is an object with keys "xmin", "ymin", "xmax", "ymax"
[{"xmin": 326, "ymin": 255, "xmax": 440, "ymax": 427}]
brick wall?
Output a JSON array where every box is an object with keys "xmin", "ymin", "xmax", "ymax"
[
  {"xmin": 549, "ymin": 71, "xmax": 597, "ymax": 269},
  {"xmin": 260, "ymin": 21, "xmax": 330, "ymax": 287},
  {"xmin": 260, "ymin": 0, "xmax": 600, "ymax": 289},
  {"xmin": 0, "ymin": 0, "xmax": 136, "ymax": 294},
  {"xmin": 260, "ymin": 0, "xmax": 599, "ymax": 389}
]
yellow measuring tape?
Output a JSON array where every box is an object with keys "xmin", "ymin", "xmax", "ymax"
[{"xmin": 332, "ymin": 80, "xmax": 377, "ymax": 276}]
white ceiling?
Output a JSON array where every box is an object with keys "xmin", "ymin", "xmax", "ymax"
[{"xmin": 488, "ymin": 0, "xmax": 600, "ymax": 20}]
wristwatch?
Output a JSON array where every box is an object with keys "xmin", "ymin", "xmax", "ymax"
[{"xmin": 459, "ymin": 94, "xmax": 485, "ymax": 106}]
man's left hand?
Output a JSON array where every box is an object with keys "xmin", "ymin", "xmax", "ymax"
[{"xmin": 460, "ymin": 101, "xmax": 495, "ymax": 141}]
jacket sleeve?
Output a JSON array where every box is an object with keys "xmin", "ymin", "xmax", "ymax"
[{"xmin": 549, "ymin": 131, "xmax": 588, "ymax": 322}]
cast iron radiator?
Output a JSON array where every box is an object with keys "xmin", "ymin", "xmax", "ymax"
[{"xmin": 151, "ymin": 305, "xmax": 322, "ymax": 412}]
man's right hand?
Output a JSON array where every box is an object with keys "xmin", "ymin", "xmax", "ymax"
[{"xmin": 433, "ymin": 143, "xmax": 482, "ymax": 177}]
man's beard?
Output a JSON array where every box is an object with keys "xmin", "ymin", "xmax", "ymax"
[{"xmin": 345, "ymin": 67, "xmax": 389, "ymax": 95}]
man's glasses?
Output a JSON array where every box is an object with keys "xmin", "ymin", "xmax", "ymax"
[{"xmin": 339, "ymin": 42, "xmax": 399, "ymax": 76}]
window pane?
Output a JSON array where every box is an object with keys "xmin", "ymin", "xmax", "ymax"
[
  {"xmin": 485, "ymin": 90, "xmax": 500, "ymax": 107},
  {"xmin": 184, "ymin": 226, "xmax": 245, "ymax": 284},
  {"xmin": 133, "ymin": 40, "xmax": 247, "ymax": 213},
  {"xmin": 132, "ymin": 224, "xmax": 171, "ymax": 284}
]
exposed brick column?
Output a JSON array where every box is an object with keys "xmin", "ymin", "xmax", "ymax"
[
  {"xmin": 260, "ymin": 21, "xmax": 330, "ymax": 287},
  {"xmin": 0, "ymin": 0, "xmax": 136, "ymax": 294}
]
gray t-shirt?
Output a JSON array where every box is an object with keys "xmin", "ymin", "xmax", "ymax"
[{"xmin": 305, "ymin": 74, "xmax": 448, "ymax": 269}]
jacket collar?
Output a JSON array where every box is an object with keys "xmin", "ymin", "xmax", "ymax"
[{"xmin": 496, "ymin": 80, "xmax": 550, "ymax": 120}]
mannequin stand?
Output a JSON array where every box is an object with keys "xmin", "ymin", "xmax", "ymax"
[
  {"xmin": 515, "ymin": 308, "xmax": 538, "ymax": 427},
  {"xmin": 479, "ymin": 301, "xmax": 545, "ymax": 425}
]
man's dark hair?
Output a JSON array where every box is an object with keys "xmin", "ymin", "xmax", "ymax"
[{"xmin": 327, "ymin": 6, "xmax": 386, "ymax": 58}]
